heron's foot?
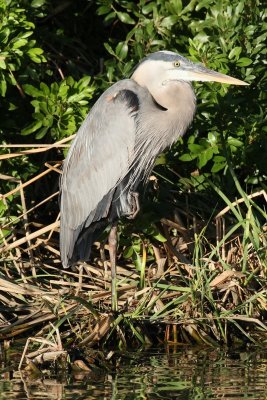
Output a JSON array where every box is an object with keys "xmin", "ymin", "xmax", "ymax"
[{"xmin": 127, "ymin": 191, "xmax": 140, "ymax": 219}]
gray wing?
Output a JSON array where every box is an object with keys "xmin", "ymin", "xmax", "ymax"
[{"xmin": 60, "ymin": 79, "xmax": 140, "ymax": 267}]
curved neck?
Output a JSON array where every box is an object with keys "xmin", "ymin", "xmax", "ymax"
[
  {"xmin": 127, "ymin": 72, "xmax": 197, "ymax": 186},
  {"xmin": 153, "ymin": 80, "xmax": 196, "ymax": 118},
  {"xmin": 142, "ymin": 80, "xmax": 196, "ymax": 144},
  {"xmin": 132, "ymin": 67, "xmax": 196, "ymax": 138}
]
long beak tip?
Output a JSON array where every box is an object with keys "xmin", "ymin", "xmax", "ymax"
[
  {"xmin": 232, "ymin": 79, "xmax": 250, "ymax": 86},
  {"xmin": 219, "ymin": 76, "xmax": 249, "ymax": 86}
]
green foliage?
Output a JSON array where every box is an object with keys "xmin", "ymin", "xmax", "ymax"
[
  {"xmin": 179, "ymin": 132, "xmax": 243, "ymax": 172},
  {"xmin": 22, "ymin": 76, "xmax": 95, "ymax": 140},
  {"xmin": 0, "ymin": 0, "xmax": 46, "ymax": 97}
]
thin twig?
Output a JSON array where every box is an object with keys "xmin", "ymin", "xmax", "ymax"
[
  {"xmin": 0, "ymin": 135, "xmax": 75, "ymax": 161},
  {"xmin": 1, "ymin": 163, "xmax": 61, "ymax": 200},
  {"xmin": 0, "ymin": 220, "xmax": 60, "ymax": 253}
]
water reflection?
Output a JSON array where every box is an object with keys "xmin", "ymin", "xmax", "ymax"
[{"xmin": 0, "ymin": 347, "xmax": 266, "ymax": 399}]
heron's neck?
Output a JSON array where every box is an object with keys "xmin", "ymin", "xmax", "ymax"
[
  {"xmin": 132, "ymin": 69, "xmax": 196, "ymax": 137},
  {"xmin": 150, "ymin": 81, "xmax": 196, "ymax": 142},
  {"xmin": 155, "ymin": 80, "xmax": 195, "ymax": 111}
]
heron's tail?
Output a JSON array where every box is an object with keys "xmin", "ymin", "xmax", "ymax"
[
  {"xmin": 69, "ymin": 220, "xmax": 108, "ymax": 266},
  {"xmin": 60, "ymin": 190, "xmax": 115, "ymax": 268}
]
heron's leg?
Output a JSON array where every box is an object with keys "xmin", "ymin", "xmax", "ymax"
[
  {"xmin": 127, "ymin": 191, "xmax": 140, "ymax": 219},
  {"xmin": 108, "ymin": 222, "xmax": 118, "ymax": 311}
]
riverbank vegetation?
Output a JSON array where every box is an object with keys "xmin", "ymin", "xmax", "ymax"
[{"xmin": 0, "ymin": 0, "xmax": 266, "ymax": 368}]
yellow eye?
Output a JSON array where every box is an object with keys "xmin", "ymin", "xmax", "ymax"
[{"xmin": 174, "ymin": 61, "xmax": 180, "ymax": 67}]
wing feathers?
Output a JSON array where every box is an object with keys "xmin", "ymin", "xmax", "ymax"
[{"xmin": 60, "ymin": 80, "xmax": 140, "ymax": 266}]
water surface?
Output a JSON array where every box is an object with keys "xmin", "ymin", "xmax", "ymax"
[{"xmin": 0, "ymin": 346, "xmax": 266, "ymax": 399}]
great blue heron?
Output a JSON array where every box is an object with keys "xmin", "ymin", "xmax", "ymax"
[{"xmin": 60, "ymin": 51, "xmax": 247, "ymax": 309}]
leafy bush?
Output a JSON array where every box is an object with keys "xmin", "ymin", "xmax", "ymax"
[
  {"xmin": 0, "ymin": 0, "xmax": 46, "ymax": 98},
  {"xmin": 22, "ymin": 76, "xmax": 95, "ymax": 140}
]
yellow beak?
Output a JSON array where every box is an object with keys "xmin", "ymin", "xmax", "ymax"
[{"xmin": 168, "ymin": 65, "xmax": 249, "ymax": 86}]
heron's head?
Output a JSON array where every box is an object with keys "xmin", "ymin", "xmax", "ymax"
[{"xmin": 132, "ymin": 50, "xmax": 248, "ymax": 88}]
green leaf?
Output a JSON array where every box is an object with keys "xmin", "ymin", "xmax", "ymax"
[
  {"xmin": 228, "ymin": 46, "xmax": 242, "ymax": 60},
  {"xmin": 115, "ymin": 42, "xmax": 128, "ymax": 60},
  {"xmin": 198, "ymin": 147, "xmax": 214, "ymax": 168},
  {"xmin": 21, "ymin": 120, "xmax": 43, "ymax": 136},
  {"xmin": 104, "ymin": 11, "xmax": 116, "ymax": 23},
  {"xmin": 171, "ymin": 0, "xmax": 183, "ymax": 13},
  {"xmin": 207, "ymin": 132, "xmax": 218, "ymax": 144},
  {"xmin": 213, "ymin": 156, "xmax": 226, "ymax": 162},
  {"xmin": 35, "ymin": 126, "xmax": 49, "ymax": 139},
  {"xmin": 97, "ymin": 5, "xmax": 110, "ymax": 15},
  {"xmin": 142, "ymin": 3, "xmax": 154, "ymax": 14},
  {"xmin": 194, "ymin": 32, "xmax": 209, "ymax": 43},
  {"xmin": 0, "ymin": 28, "xmax": 10, "ymax": 43},
  {"xmin": 40, "ymin": 82, "xmax": 50, "ymax": 95},
  {"xmin": 0, "ymin": 78, "xmax": 7, "ymax": 96},
  {"xmin": 153, "ymin": 232, "xmax": 167, "ymax": 243},
  {"xmin": 27, "ymin": 48, "xmax": 46, "ymax": 63},
  {"xmin": 42, "ymin": 114, "xmax": 53, "ymax": 127},
  {"xmin": 66, "ymin": 76, "xmax": 75, "ymax": 86},
  {"xmin": 188, "ymin": 144, "xmax": 204, "ymax": 154},
  {"xmin": 0, "ymin": 58, "xmax": 6, "ymax": 69},
  {"xmin": 12, "ymin": 39, "xmax": 28, "ymax": 49},
  {"xmin": 31, "ymin": 48, "xmax": 44, "ymax": 55},
  {"xmin": 236, "ymin": 57, "xmax": 253, "ymax": 67},
  {"xmin": 77, "ymin": 76, "xmax": 91, "ymax": 90},
  {"xmin": 154, "ymin": 153, "xmax": 166, "ymax": 166},
  {"xmin": 32, "ymin": 112, "xmax": 44, "ymax": 120},
  {"xmin": 31, "ymin": 0, "xmax": 46, "ymax": 7},
  {"xmin": 58, "ymin": 83, "xmax": 69, "ymax": 99},
  {"xmin": 0, "ymin": 0, "xmax": 7, "ymax": 10},
  {"xmin": 123, "ymin": 246, "xmax": 134, "ymax": 258},
  {"xmin": 67, "ymin": 92, "xmax": 88, "ymax": 103},
  {"xmin": 23, "ymin": 84, "xmax": 43, "ymax": 97},
  {"xmin": 179, "ymin": 153, "xmax": 197, "ymax": 161},
  {"xmin": 161, "ymin": 15, "xmax": 179, "ymax": 28},
  {"xmin": 195, "ymin": 0, "xmax": 213, "ymax": 11},
  {"xmin": 104, "ymin": 42, "xmax": 116, "ymax": 57},
  {"xmin": 117, "ymin": 12, "xmax": 135, "ymax": 25},
  {"xmin": 227, "ymin": 137, "xmax": 243, "ymax": 147},
  {"xmin": 235, "ymin": 1, "xmax": 244, "ymax": 15},
  {"xmin": 17, "ymin": 31, "xmax": 34, "ymax": 39},
  {"xmin": 211, "ymin": 162, "xmax": 226, "ymax": 173}
]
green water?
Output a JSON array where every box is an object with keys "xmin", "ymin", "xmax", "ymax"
[{"xmin": 0, "ymin": 347, "xmax": 266, "ymax": 399}]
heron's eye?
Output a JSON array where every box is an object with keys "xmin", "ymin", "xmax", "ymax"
[{"xmin": 174, "ymin": 61, "xmax": 180, "ymax": 67}]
